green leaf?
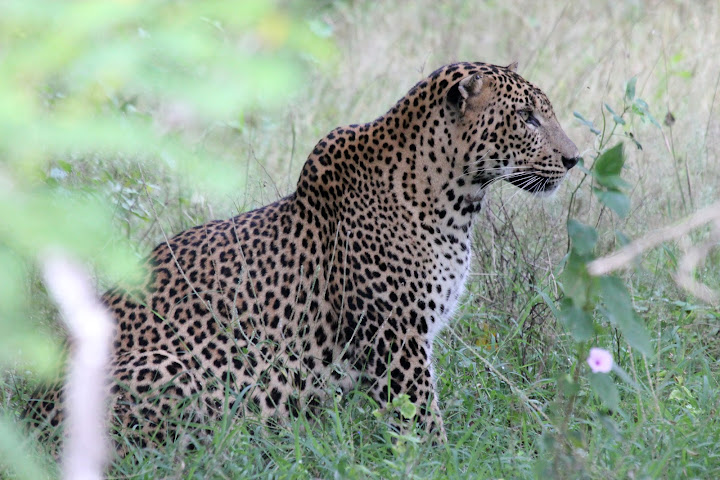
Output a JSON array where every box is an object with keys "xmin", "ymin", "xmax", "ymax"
[
  {"xmin": 0, "ymin": 190, "xmax": 139, "ymax": 281},
  {"xmin": 399, "ymin": 398, "xmax": 417, "ymax": 420},
  {"xmin": 0, "ymin": 415, "xmax": 51, "ymax": 480},
  {"xmin": 567, "ymin": 219, "xmax": 598, "ymax": 256},
  {"xmin": 573, "ymin": 111, "xmax": 601, "ymax": 135},
  {"xmin": 0, "ymin": 250, "xmax": 24, "ymax": 319},
  {"xmin": 594, "ymin": 175, "xmax": 631, "ymax": 190},
  {"xmin": 589, "ymin": 372, "xmax": 620, "ymax": 411},
  {"xmin": 595, "ymin": 189, "xmax": 630, "ymax": 218},
  {"xmin": 593, "ymin": 143, "xmax": 625, "ymax": 178},
  {"xmin": 632, "ymin": 98, "xmax": 661, "ymax": 128},
  {"xmin": 625, "ymin": 77, "xmax": 637, "ymax": 102},
  {"xmin": 604, "ymin": 103, "xmax": 625, "ymax": 125},
  {"xmin": 558, "ymin": 298, "xmax": 594, "ymax": 341},
  {"xmin": 599, "ymin": 276, "xmax": 653, "ymax": 356},
  {"xmin": 611, "ymin": 363, "xmax": 642, "ymax": 391},
  {"xmin": 57, "ymin": 159, "xmax": 73, "ymax": 173},
  {"xmin": 558, "ymin": 373, "xmax": 580, "ymax": 397},
  {"xmin": 560, "ymin": 250, "xmax": 596, "ymax": 306}
]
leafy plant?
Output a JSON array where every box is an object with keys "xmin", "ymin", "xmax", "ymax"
[{"xmin": 542, "ymin": 78, "xmax": 660, "ymax": 476}]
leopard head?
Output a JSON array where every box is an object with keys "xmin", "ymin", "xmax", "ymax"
[{"xmin": 444, "ymin": 62, "xmax": 579, "ymax": 196}]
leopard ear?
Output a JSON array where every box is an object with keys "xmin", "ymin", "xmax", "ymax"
[
  {"xmin": 447, "ymin": 73, "xmax": 484, "ymax": 115},
  {"xmin": 506, "ymin": 61, "xmax": 518, "ymax": 73}
]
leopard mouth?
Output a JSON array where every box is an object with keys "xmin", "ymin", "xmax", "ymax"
[{"xmin": 507, "ymin": 172, "xmax": 561, "ymax": 194}]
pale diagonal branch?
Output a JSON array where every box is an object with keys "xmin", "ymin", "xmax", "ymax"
[{"xmin": 587, "ymin": 200, "xmax": 720, "ymax": 304}]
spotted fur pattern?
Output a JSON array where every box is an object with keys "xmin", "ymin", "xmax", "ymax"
[{"xmin": 25, "ymin": 62, "xmax": 579, "ymax": 450}]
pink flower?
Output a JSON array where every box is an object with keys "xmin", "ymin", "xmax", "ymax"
[{"xmin": 587, "ymin": 348, "xmax": 613, "ymax": 373}]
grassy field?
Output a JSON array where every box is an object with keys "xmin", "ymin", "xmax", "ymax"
[{"xmin": 8, "ymin": 1, "xmax": 720, "ymax": 478}]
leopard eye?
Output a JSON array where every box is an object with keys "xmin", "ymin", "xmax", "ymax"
[{"xmin": 519, "ymin": 108, "xmax": 540, "ymax": 128}]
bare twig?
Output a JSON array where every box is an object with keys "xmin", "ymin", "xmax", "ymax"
[
  {"xmin": 587, "ymin": 200, "xmax": 720, "ymax": 304},
  {"xmin": 674, "ymin": 222, "xmax": 720, "ymax": 303},
  {"xmin": 42, "ymin": 254, "xmax": 113, "ymax": 480}
]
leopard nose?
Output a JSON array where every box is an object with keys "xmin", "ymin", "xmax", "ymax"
[{"xmin": 562, "ymin": 156, "xmax": 579, "ymax": 170}]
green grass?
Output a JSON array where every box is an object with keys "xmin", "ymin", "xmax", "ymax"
[
  {"xmin": 89, "ymin": 292, "xmax": 719, "ymax": 479},
  {"xmin": 5, "ymin": 0, "xmax": 720, "ymax": 478}
]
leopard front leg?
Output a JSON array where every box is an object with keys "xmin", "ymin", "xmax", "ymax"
[{"xmin": 363, "ymin": 326, "xmax": 447, "ymax": 443}]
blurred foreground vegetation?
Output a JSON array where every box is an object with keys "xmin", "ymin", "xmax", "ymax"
[
  {"xmin": 0, "ymin": 0, "xmax": 333, "ymax": 369},
  {"xmin": 0, "ymin": 0, "xmax": 333, "ymax": 476},
  {"xmin": 2, "ymin": 0, "xmax": 720, "ymax": 478}
]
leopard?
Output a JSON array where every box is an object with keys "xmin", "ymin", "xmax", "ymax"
[{"xmin": 25, "ymin": 61, "xmax": 579, "ymax": 453}]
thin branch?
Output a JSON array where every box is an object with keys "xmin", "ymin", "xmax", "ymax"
[
  {"xmin": 42, "ymin": 254, "xmax": 113, "ymax": 480},
  {"xmin": 674, "ymin": 223, "xmax": 720, "ymax": 303},
  {"xmin": 587, "ymin": 201, "xmax": 720, "ymax": 304}
]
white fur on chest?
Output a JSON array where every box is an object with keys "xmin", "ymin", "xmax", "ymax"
[{"xmin": 425, "ymin": 235, "xmax": 472, "ymax": 344}]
